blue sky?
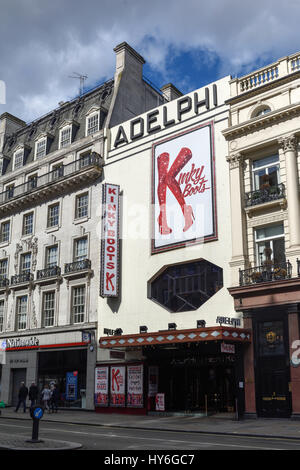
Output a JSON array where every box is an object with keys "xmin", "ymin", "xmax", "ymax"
[{"xmin": 1, "ymin": 0, "xmax": 300, "ymax": 123}]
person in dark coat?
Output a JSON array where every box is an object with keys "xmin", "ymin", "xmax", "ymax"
[
  {"xmin": 15, "ymin": 382, "xmax": 28, "ymax": 413},
  {"xmin": 29, "ymin": 382, "xmax": 39, "ymax": 410},
  {"xmin": 50, "ymin": 384, "xmax": 59, "ymax": 413}
]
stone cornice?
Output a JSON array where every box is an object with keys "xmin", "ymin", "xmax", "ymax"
[{"xmin": 223, "ymin": 102, "xmax": 300, "ymax": 140}]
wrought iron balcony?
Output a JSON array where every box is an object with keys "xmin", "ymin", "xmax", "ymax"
[
  {"xmin": 36, "ymin": 265, "xmax": 61, "ymax": 280},
  {"xmin": 0, "ymin": 152, "xmax": 102, "ymax": 213},
  {"xmin": 0, "ymin": 277, "xmax": 9, "ymax": 288},
  {"xmin": 245, "ymin": 183, "xmax": 285, "ymax": 207},
  {"xmin": 11, "ymin": 272, "xmax": 34, "ymax": 286},
  {"xmin": 64, "ymin": 259, "xmax": 91, "ymax": 275},
  {"xmin": 239, "ymin": 260, "xmax": 292, "ymax": 286}
]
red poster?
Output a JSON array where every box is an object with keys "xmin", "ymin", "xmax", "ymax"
[
  {"xmin": 127, "ymin": 365, "xmax": 143, "ymax": 408},
  {"xmin": 110, "ymin": 366, "xmax": 125, "ymax": 407},
  {"xmin": 94, "ymin": 367, "xmax": 109, "ymax": 406}
]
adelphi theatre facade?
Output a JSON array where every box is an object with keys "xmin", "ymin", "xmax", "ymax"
[{"xmin": 96, "ymin": 74, "xmax": 252, "ymax": 416}]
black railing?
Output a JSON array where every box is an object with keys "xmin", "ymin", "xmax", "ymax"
[
  {"xmin": 0, "ymin": 277, "xmax": 9, "ymax": 288},
  {"xmin": 0, "ymin": 153, "xmax": 102, "ymax": 205},
  {"xmin": 245, "ymin": 183, "xmax": 285, "ymax": 207},
  {"xmin": 239, "ymin": 260, "xmax": 292, "ymax": 286},
  {"xmin": 64, "ymin": 259, "xmax": 91, "ymax": 274},
  {"xmin": 11, "ymin": 272, "xmax": 34, "ymax": 285},
  {"xmin": 37, "ymin": 266, "xmax": 61, "ymax": 280}
]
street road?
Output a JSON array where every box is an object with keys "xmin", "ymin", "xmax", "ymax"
[{"xmin": 0, "ymin": 417, "xmax": 300, "ymax": 451}]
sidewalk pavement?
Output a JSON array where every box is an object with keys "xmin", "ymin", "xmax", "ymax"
[{"xmin": 2, "ymin": 406, "xmax": 300, "ymax": 442}]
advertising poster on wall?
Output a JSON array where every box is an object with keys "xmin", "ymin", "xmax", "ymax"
[
  {"xmin": 152, "ymin": 122, "xmax": 216, "ymax": 253},
  {"xmin": 127, "ymin": 364, "xmax": 143, "ymax": 408},
  {"xmin": 66, "ymin": 371, "xmax": 78, "ymax": 401},
  {"xmin": 148, "ymin": 366, "xmax": 159, "ymax": 397},
  {"xmin": 94, "ymin": 367, "xmax": 109, "ymax": 406},
  {"xmin": 110, "ymin": 365, "xmax": 126, "ymax": 407}
]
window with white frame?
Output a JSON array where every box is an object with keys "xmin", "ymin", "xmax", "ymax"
[
  {"xmin": 14, "ymin": 150, "xmax": 24, "ymax": 170},
  {"xmin": 0, "ymin": 299, "xmax": 4, "ymax": 332},
  {"xmin": 16, "ymin": 295, "xmax": 27, "ymax": 330},
  {"xmin": 75, "ymin": 193, "xmax": 88, "ymax": 219},
  {"xmin": 42, "ymin": 291, "xmax": 55, "ymax": 327},
  {"xmin": 47, "ymin": 203, "xmax": 59, "ymax": 228},
  {"xmin": 45, "ymin": 245, "xmax": 58, "ymax": 268},
  {"xmin": 5, "ymin": 183, "xmax": 14, "ymax": 200},
  {"xmin": 0, "ymin": 220, "xmax": 10, "ymax": 243},
  {"xmin": 255, "ymin": 224, "xmax": 285, "ymax": 266},
  {"xmin": 252, "ymin": 155, "xmax": 280, "ymax": 191},
  {"xmin": 27, "ymin": 173, "xmax": 38, "ymax": 190},
  {"xmin": 22, "ymin": 212, "xmax": 34, "ymax": 236},
  {"xmin": 0, "ymin": 259, "xmax": 8, "ymax": 280},
  {"xmin": 20, "ymin": 252, "xmax": 31, "ymax": 274},
  {"xmin": 35, "ymin": 138, "xmax": 47, "ymax": 159},
  {"xmin": 51, "ymin": 163, "xmax": 64, "ymax": 181},
  {"xmin": 87, "ymin": 112, "xmax": 99, "ymax": 135},
  {"xmin": 74, "ymin": 237, "xmax": 88, "ymax": 261},
  {"xmin": 72, "ymin": 285, "xmax": 85, "ymax": 323},
  {"xmin": 59, "ymin": 126, "xmax": 71, "ymax": 148}
]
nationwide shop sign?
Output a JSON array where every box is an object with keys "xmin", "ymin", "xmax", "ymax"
[
  {"xmin": 110, "ymin": 365, "xmax": 125, "ymax": 407},
  {"xmin": 100, "ymin": 183, "xmax": 120, "ymax": 297},
  {"xmin": 152, "ymin": 122, "xmax": 216, "ymax": 253},
  {"xmin": 127, "ymin": 365, "xmax": 143, "ymax": 408},
  {"xmin": 94, "ymin": 367, "xmax": 109, "ymax": 406}
]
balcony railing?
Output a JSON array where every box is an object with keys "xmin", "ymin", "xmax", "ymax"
[
  {"xmin": 64, "ymin": 259, "xmax": 91, "ymax": 275},
  {"xmin": 0, "ymin": 277, "xmax": 9, "ymax": 288},
  {"xmin": 245, "ymin": 184, "xmax": 285, "ymax": 207},
  {"xmin": 0, "ymin": 152, "xmax": 102, "ymax": 206},
  {"xmin": 239, "ymin": 261, "xmax": 292, "ymax": 286},
  {"xmin": 36, "ymin": 265, "xmax": 61, "ymax": 280},
  {"xmin": 11, "ymin": 272, "xmax": 34, "ymax": 286}
]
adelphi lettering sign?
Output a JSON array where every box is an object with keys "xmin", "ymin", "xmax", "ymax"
[{"xmin": 113, "ymin": 85, "xmax": 218, "ymax": 149}]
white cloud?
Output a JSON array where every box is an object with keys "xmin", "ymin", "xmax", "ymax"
[{"xmin": 1, "ymin": 0, "xmax": 300, "ymax": 121}]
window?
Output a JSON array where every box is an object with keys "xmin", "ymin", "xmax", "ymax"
[
  {"xmin": 252, "ymin": 155, "xmax": 280, "ymax": 191},
  {"xmin": 72, "ymin": 286, "xmax": 85, "ymax": 323},
  {"xmin": 0, "ymin": 259, "xmax": 8, "ymax": 280},
  {"xmin": 51, "ymin": 163, "xmax": 64, "ymax": 181},
  {"xmin": 0, "ymin": 221, "xmax": 10, "ymax": 243},
  {"xmin": 45, "ymin": 245, "xmax": 58, "ymax": 268},
  {"xmin": 0, "ymin": 300, "xmax": 4, "ymax": 332},
  {"xmin": 5, "ymin": 184, "xmax": 14, "ymax": 200},
  {"xmin": 22, "ymin": 212, "xmax": 34, "ymax": 236},
  {"xmin": 42, "ymin": 291, "xmax": 55, "ymax": 327},
  {"xmin": 14, "ymin": 150, "xmax": 24, "ymax": 170},
  {"xmin": 47, "ymin": 203, "xmax": 59, "ymax": 228},
  {"xmin": 253, "ymin": 106, "xmax": 271, "ymax": 118},
  {"xmin": 16, "ymin": 295, "xmax": 27, "ymax": 330},
  {"xmin": 60, "ymin": 126, "xmax": 71, "ymax": 148},
  {"xmin": 74, "ymin": 237, "xmax": 88, "ymax": 261},
  {"xmin": 20, "ymin": 253, "xmax": 31, "ymax": 274},
  {"xmin": 255, "ymin": 224, "xmax": 285, "ymax": 266},
  {"xmin": 27, "ymin": 173, "xmax": 38, "ymax": 190},
  {"xmin": 78, "ymin": 151, "xmax": 91, "ymax": 168},
  {"xmin": 36, "ymin": 139, "xmax": 47, "ymax": 159},
  {"xmin": 150, "ymin": 260, "xmax": 223, "ymax": 312},
  {"xmin": 75, "ymin": 193, "xmax": 88, "ymax": 219},
  {"xmin": 87, "ymin": 113, "xmax": 99, "ymax": 135}
]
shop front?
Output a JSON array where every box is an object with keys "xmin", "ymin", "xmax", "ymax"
[
  {"xmin": 97, "ymin": 326, "xmax": 250, "ymax": 416},
  {"xmin": 1, "ymin": 329, "xmax": 96, "ymax": 409}
]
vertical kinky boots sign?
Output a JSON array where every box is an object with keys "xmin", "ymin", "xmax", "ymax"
[
  {"xmin": 100, "ymin": 183, "xmax": 120, "ymax": 297},
  {"xmin": 152, "ymin": 122, "xmax": 216, "ymax": 253}
]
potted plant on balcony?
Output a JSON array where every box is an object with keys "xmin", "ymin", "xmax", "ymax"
[
  {"xmin": 260, "ymin": 174, "xmax": 271, "ymax": 191},
  {"xmin": 251, "ymin": 271, "xmax": 263, "ymax": 283},
  {"xmin": 274, "ymin": 267, "xmax": 287, "ymax": 280}
]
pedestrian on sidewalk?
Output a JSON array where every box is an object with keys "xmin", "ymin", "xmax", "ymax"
[
  {"xmin": 29, "ymin": 382, "xmax": 39, "ymax": 410},
  {"xmin": 50, "ymin": 384, "xmax": 59, "ymax": 413},
  {"xmin": 41, "ymin": 384, "xmax": 51, "ymax": 413},
  {"xmin": 15, "ymin": 382, "xmax": 28, "ymax": 413}
]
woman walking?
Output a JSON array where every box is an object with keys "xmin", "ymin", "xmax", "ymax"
[{"xmin": 41, "ymin": 384, "xmax": 52, "ymax": 413}]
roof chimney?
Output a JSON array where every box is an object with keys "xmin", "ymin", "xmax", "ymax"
[
  {"xmin": 160, "ymin": 83, "xmax": 182, "ymax": 102},
  {"xmin": 113, "ymin": 42, "xmax": 145, "ymax": 79}
]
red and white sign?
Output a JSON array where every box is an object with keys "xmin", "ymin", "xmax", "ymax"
[
  {"xmin": 155, "ymin": 393, "xmax": 165, "ymax": 411},
  {"xmin": 152, "ymin": 122, "xmax": 216, "ymax": 253},
  {"xmin": 94, "ymin": 367, "xmax": 109, "ymax": 406},
  {"xmin": 221, "ymin": 343, "xmax": 235, "ymax": 354},
  {"xmin": 127, "ymin": 364, "xmax": 144, "ymax": 408},
  {"xmin": 100, "ymin": 183, "xmax": 120, "ymax": 297},
  {"xmin": 148, "ymin": 366, "xmax": 159, "ymax": 397},
  {"xmin": 110, "ymin": 366, "xmax": 125, "ymax": 407}
]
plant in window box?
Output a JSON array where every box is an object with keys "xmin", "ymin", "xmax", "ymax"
[
  {"xmin": 251, "ymin": 271, "xmax": 263, "ymax": 283},
  {"xmin": 274, "ymin": 267, "xmax": 287, "ymax": 279}
]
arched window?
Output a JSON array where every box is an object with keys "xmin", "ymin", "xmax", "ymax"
[{"xmin": 251, "ymin": 105, "xmax": 271, "ymax": 118}]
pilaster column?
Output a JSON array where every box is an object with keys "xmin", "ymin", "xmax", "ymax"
[
  {"xmin": 243, "ymin": 313, "xmax": 257, "ymax": 418},
  {"xmin": 279, "ymin": 135, "xmax": 300, "ymax": 248},
  {"xmin": 226, "ymin": 153, "xmax": 248, "ymax": 284}
]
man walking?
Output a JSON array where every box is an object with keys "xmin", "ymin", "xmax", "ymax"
[
  {"xmin": 15, "ymin": 382, "xmax": 28, "ymax": 413},
  {"xmin": 29, "ymin": 382, "xmax": 39, "ymax": 410}
]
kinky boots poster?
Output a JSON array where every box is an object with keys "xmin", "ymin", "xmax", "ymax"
[{"xmin": 152, "ymin": 122, "xmax": 216, "ymax": 253}]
